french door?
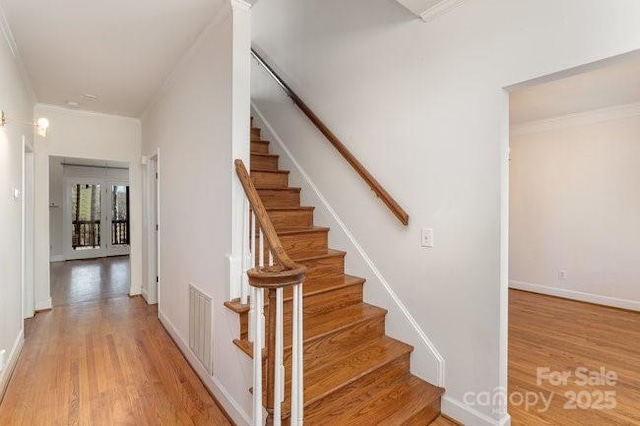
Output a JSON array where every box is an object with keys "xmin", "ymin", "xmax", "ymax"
[{"xmin": 63, "ymin": 179, "xmax": 130, "ymax": 260}]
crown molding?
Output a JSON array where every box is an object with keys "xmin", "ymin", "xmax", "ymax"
[
  {"xmin": 420, "ymin": 0, "xmax": 468, "ymax": 22},
  {"xmin": 511, "ymin": 101, "xmax": 640, "ymax": 135},
  {"xmin": 36, "ymin": 103, "xmax": 141, "ymax": 123},
  {"xmin": 0, "ymin": 2, "xmax": 36, "ymax": 102},
  {"xmin": 0, "ymin": 2, "xmax": 17, "ymax": 57},
  {"xmin": 230, "ymin": 0, "xmax": 252, "ymax": 12}
]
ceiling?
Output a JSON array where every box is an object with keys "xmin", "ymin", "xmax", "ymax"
[
  {"xmin": 511, "ymin": 52, "xmax": 640, "ymax": 124},
  {"xmin": 1, "ymin": 0, "xmax": 223, "ymax": 117}
]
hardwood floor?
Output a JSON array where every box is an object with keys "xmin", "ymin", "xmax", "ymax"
[
  {"xmin": 50, "ymin": 256, "xmax": 131, "ymax": 306},
  {"xmin": 0, "ymin": 258, "xmax": 232, "ymax": 426},
  {"xmin": 509, "ymin": 289, "xmax": 640, "ymax": 425}
]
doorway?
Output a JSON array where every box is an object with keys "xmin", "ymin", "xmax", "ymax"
[
  {"xmin": 49, "ymin": 156, "xmax": 131, "ymax": 261},
  {"xmin": 506, "ymin": 51, "xmax": 640, "ymax": 424}
]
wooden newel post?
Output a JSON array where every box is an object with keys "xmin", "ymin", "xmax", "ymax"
[{"xmin": 248, "ymin": 265, "xmax": 306, "ymax": 426}]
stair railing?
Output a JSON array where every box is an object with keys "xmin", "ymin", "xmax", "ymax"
[
  {"xmin": 235, "ymin": 159, "xmax": 307, "ymax": 426},
  {"xmin": 250, "ymin": 47, "xmax": 410, "ymax": 226}
]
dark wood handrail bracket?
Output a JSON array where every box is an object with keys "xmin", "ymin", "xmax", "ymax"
[{"xmin": 250, "ymin": 47, "xmax": 409, "ymax": 226}]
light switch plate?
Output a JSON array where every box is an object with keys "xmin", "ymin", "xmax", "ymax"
[{"xmin": 421, "ymin": 228, "xmax": 434, "ymax": 248}]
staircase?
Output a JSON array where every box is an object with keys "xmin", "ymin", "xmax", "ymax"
[{"xmin": 225, "ymin": 123, "xmax": 445, "ymax": 425}]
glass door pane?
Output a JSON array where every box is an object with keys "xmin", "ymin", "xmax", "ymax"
[
  {"xmin": 111, "ymin": 185, "xmax": 130, "ymax": 246},
  {"xmin": 71, "ymin": 183, "xmax": 102, "ymax": 251}
]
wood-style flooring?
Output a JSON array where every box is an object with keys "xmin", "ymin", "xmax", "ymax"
[
  {"xmin": 0, "ymin": 257, "xmax": 232, "ymax": 426},
  {"xmin": 50, "ymin": 256, "xmax": 131, "ymax": 307},
  {"xmin": 509, "ymin": 289, "xmax": 640, "ymax": 425}
]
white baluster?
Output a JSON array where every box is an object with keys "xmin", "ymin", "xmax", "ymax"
[
  {"xmin": 259, "ymin": 228, "xmax": 265, "ymax": 268},
  {"xmin": 291, "ymin": 282, "xmax": 304, "ymax": 426},
  {"xmin": 248, "ymin": 212, "xmax": 257, "ymax": 343},
  {"xmin": 273, "ymin": 287, "xmax": 284, "ymax": 426},
  {"xmin": 253, "ymin": 287, "xmax": 264, "ymax": 426}
]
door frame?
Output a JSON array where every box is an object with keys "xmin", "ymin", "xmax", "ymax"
[
  {"xmin": 22, "ymin": 137, "xmax": 35, "ymax": 319},
  {"xmin": 145, "ymin": 150, "xmax": 160, "ymax": 305}
]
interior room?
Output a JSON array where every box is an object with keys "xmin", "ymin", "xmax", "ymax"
[{"xmin": 508, "ymin": 52, "xmax": 640, "ymax": 424}]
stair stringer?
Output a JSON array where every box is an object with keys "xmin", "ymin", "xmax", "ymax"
[{"xmin": 251, "ymin": 104, "xmax": 445, "ymax": 388}]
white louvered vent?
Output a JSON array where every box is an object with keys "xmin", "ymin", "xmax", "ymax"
[{"xmin": 189, "ymin": 284, "xmax": 213, "ymax": 375}]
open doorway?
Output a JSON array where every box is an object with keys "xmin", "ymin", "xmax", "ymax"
[
  {"xmin": 49, "ymin": 156, "xmax": 132, "ymax": 307},
  {"xmin": 507, "ymin": 52, "xmax": 640, "ymax": 424}
]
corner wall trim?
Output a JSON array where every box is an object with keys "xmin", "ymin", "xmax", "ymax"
[
  {"xmin": 0, "ymin": 2, "xmax": 18, "ymax": 57},
  {"xmin": 509, "ymin": 280, "xmax": 640, "ymax": 312},
  {"xmin": 158, "ymin": 310, "xmax": 251, "ymax": 426},
  {"xmin": 511, "ymin": 101, "xmax": 640, "ymax": 135},
  {"xmin": 251, "ymin": 103, "xmax": 445, "ymax": 386},
  {"xmin": 420, "ymin": 0, "xmax": 469, "ymax": 22},
  {"xmin": 35, "ymin": 298, "xmax": 52, "ymax": 311},
  {"xmin": 442, "ymin": 396, "xmax": 511, "ymax": 426},
  {"xmin": 0, "ymin": 329, "xmax": 25, "ymax": 403}
]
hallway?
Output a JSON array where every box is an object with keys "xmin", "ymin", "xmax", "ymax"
[{"xmin": 0, "ymin": 258, "xmax": 232, "ymax": 425}]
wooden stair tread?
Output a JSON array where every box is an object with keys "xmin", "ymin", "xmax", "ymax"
[
  {"xmin": 224, "ymin": 274, "xmax": 365, "ymax": 314},
  {"xmin": 255, "ymin": 186, "xmax": 301, "ymax": 192},
  {"xmin": 232, "ymin": 302, "xmax": 386, "ymax": 358},
  {"xmin": 250, "ymin": 168, "xmax": 290, "ymax": 175},
  {"xmin": 283, "ymin": 336, "xmax": 414, "ymax": 416},
  {"xmin": 304, "ymin": 373, "xmax": 445, "ymax": 425},
  {"xmin": 291, "ymin": 248, "xmax": 345, "ymax": 262},
  {"xmin": 251, "ymin": 152, "xmax": 279, "ymax": 158},
  {"xmin": 265, "ymin": 206, "xmax": 315, "ymax": 212},
  {"xmin": 276, "ymin": 226, "xmax": 329, "ymax": 236}
]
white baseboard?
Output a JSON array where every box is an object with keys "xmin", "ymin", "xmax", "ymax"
[
  {"xmin": 509, "ymin": 280, "xmax": 640, "ymax": 312},
  {"xmin": 141, "ymin": 287, "xmax": 157, "ymax": 305},
  {"xmin": 442, "ymin": 396, "xmax": 511, "ymax": 426},
  {"xmin": 129, "ymin": 285, "xmax": 142, "ymax": 297},
  {"xmin": 157, "ymin": 309, "xmax": 251, "ymax": 426},
  {"xmin": 0, "ymin": 329, "xmax": 24, "ymax": 403},
  {"xmin": 35, "ymin": 298, "xmax": 52, "ymax": 311},
  {"xmin": 49, "ymin": 255, "xmax": 65, "ymax": 263}
]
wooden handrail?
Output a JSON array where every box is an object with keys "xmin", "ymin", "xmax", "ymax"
[
  {"xmin": 251, "ymin": 48, "xmax": 410, "ymax": 226},
  {"xmin": 235, "ymin": 159, "xmax": 302, "ymax": 272}
]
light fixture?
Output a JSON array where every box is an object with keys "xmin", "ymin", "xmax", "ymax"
[{"xmin": 1, "ymin": 110, "xmax": 50, "ymax": 138}]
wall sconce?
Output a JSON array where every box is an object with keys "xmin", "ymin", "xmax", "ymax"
[{"xmin": 1, "ymin": 110, "xmax": 50, "ymax": 137}]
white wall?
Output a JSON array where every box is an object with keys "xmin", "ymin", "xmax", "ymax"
[
  {"xmin": 33, "ymin": 104, "xmax": 142, "ymax": 309},
  {"xmin": 250, "ymin": 0, "xmax": 640, "ymax": 424},
  {"xmin": 510, "ymin": 111, "xmax": 640, "ymax": 310},
  {"xmin": 141, "ymin": 3, "xmax": 253, "ymax": 424},
  {"xmin": 0, "ymin": 5, "xmax": 35, "ymax": 399}
]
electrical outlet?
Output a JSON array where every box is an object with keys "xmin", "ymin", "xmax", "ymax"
[
  {"xmin": 558, "ymin": 270, "xmax": 567, "ymax": 280},
  {"xmin": 421, "ymin": 228, "xmax": 434, "ymax": 248}
]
